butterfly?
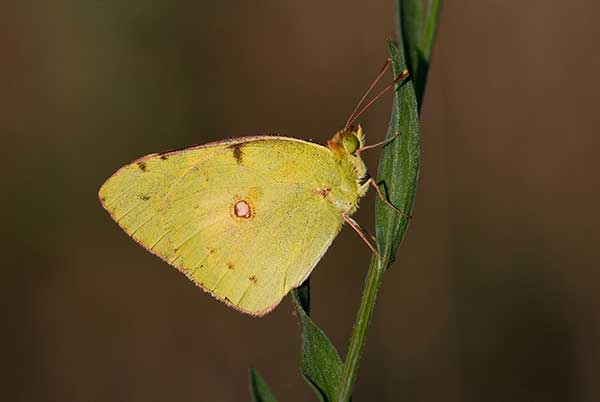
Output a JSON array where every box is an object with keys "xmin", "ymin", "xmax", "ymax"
[{"xmin": 99, "ymin": 62, "xmax": 408, "ymax": 316}]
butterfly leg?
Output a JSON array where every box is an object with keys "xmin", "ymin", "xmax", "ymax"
[
  {"xmin": 355, "ymin": 132, "xmax": 401, "ymax": 157},
  {"xmin": 361, "ymin": 177, "xmax": 412, "ymax": 219},
  {"xmin": 342, "ymin": 213, "xmax": 381, "ymax": 258}
]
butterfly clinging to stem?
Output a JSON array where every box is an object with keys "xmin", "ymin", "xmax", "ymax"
[{"xmin": 99, "ymin": 60, "xmax": 409, "ymax": 316}]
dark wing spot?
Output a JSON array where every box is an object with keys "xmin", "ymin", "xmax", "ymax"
[
  {"xmin": 314, "ymin": 187, "xmax": 330, "ymax": 198},
  {"xmin": 139, "ymin": 194, "xmax": 151, "ymax": 201},
  {"xmin": 249, "ymin": 275, "xmax": 257, "ymax": 284},
  {"xmin": 159, "ymin": 154, "xmax": 168, "ymax": 160},
  {"xmin": 227, "ymin": 262, "xmax": 235, "ymax": 270},
  {"xmin": 228, "ymin": 143, "xmax": 245, "ymax": 164},
  {"xmin": 137, "ymin": 161, "xmax": 147, "ymax": 171},
  {"xmin": 224, "ymin": 297, "xmax": 232, "ymax": 303},
  {"xmin": 208, "ymin": 248, "xmax": 216, "ymax": 254}
]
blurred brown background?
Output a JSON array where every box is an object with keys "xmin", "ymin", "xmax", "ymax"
[{"xmin": 3, "ymin": 1, "xmax": 599, "ymax": 401}]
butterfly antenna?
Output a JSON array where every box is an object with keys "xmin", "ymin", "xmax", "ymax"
[
  {"xmin": 345, "ymin": 68, "xmax": 410, "ymax": 129},
  {"xmin": 344, "ymin": 59, "xmax": 391, "ymax": 130}
]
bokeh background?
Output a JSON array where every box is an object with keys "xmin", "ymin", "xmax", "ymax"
[{"xmin": 4, "ymin": 1, "xmax": 599, "ymax": 401}]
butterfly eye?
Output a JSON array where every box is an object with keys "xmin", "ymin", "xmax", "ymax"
[{"xmin": 342, "ymin": 133, "xmax": 360, "ymax": 155}]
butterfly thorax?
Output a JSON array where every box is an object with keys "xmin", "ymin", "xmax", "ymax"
[{"xmin": 324, "ymin": 126, "xmax": 368, "ymax": 216}]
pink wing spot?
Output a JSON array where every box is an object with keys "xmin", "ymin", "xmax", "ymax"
[{"xmin": 233, "ymin": 200, "xmax": 252, "ymax": 218}]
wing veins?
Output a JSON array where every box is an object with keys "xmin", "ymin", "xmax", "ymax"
[
  {"xmin": 149, "ymin": 229, "xmax": 172, "ymax": 251},
  {"xmin": 129, "ymin": 211, "xmax": 160, "ymax": 236}
]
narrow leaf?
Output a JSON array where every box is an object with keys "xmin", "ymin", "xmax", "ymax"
[
  {"xmin": 398, "ymin": 0, "xmax": 423, "ymax": 81},
  {"xmin": 375, "ymin": 41, "xmax": 420, "ymax": 264},
  {"xmin": 249, "ymin": 367, "xmax": 278, "ymax": 402},
  {"xmin": 415, "ymin": 0, "xmax": 442, "ymax": 105},
  {"xmin": 295, "ymin": 276, "xmax": 311, "ymax": 315},
  {"xmin": 292, "ymin": 283, "xmax": 343, "ymax": 402}
]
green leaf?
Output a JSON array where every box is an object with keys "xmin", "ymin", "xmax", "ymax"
[
  {"xmin": 398, "ymin": 0, "xmax": 423, "ymax": 81},
  {"xmin": 399, "ymin": 0, "xmax": 443, "ymax": 108},
  {"xmin": 415, "ymin": 0, "xmax": 442, "ymax": 106},
  {"xmin": 421, "ymin": 0, "xmax": 442, "ymax": 63},
  {"xmin": 292, "ymin": 282, "xmax": 343, "ymax": 402},
  {"xmin": 248, "ymin": 367, "xmax": 278, "ymax": 402},
  {"xmin": 294, "ymin": 276, "xmax": 311, "ymax": 315},
  {"xmin": 375, "ymin": 41, "xmax": 420, "ymax": 263}
]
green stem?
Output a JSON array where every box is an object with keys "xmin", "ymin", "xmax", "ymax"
[
  {"xmin": 335, "ymin": 2, "xmax": 442, "ymax": 399},
  {"xmin": 335, "ymin": 256, "xmax": 386, "ymax": 402}
]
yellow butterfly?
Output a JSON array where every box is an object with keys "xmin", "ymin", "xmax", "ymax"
[{"xmin": 99, "ymin": 63, "xmax": 408, "ymax": 316}]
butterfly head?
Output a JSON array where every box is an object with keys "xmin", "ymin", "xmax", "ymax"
[{"xmin": 328, "ymin": 125, "xmax": 365, "ymax": 156}]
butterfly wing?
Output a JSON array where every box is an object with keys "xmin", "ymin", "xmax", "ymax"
[{"xmin": 99, "ymin": 137, "xmax": 346, "ymax": 315}]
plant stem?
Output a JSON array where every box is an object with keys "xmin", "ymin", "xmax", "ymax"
[
  {"xmin": 335, "ymin": 256, "xmax": 386, "ymax": 402},
  {"xmin": 335, "ymin": 0, "xmax": 442, "ymax": 397}
]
